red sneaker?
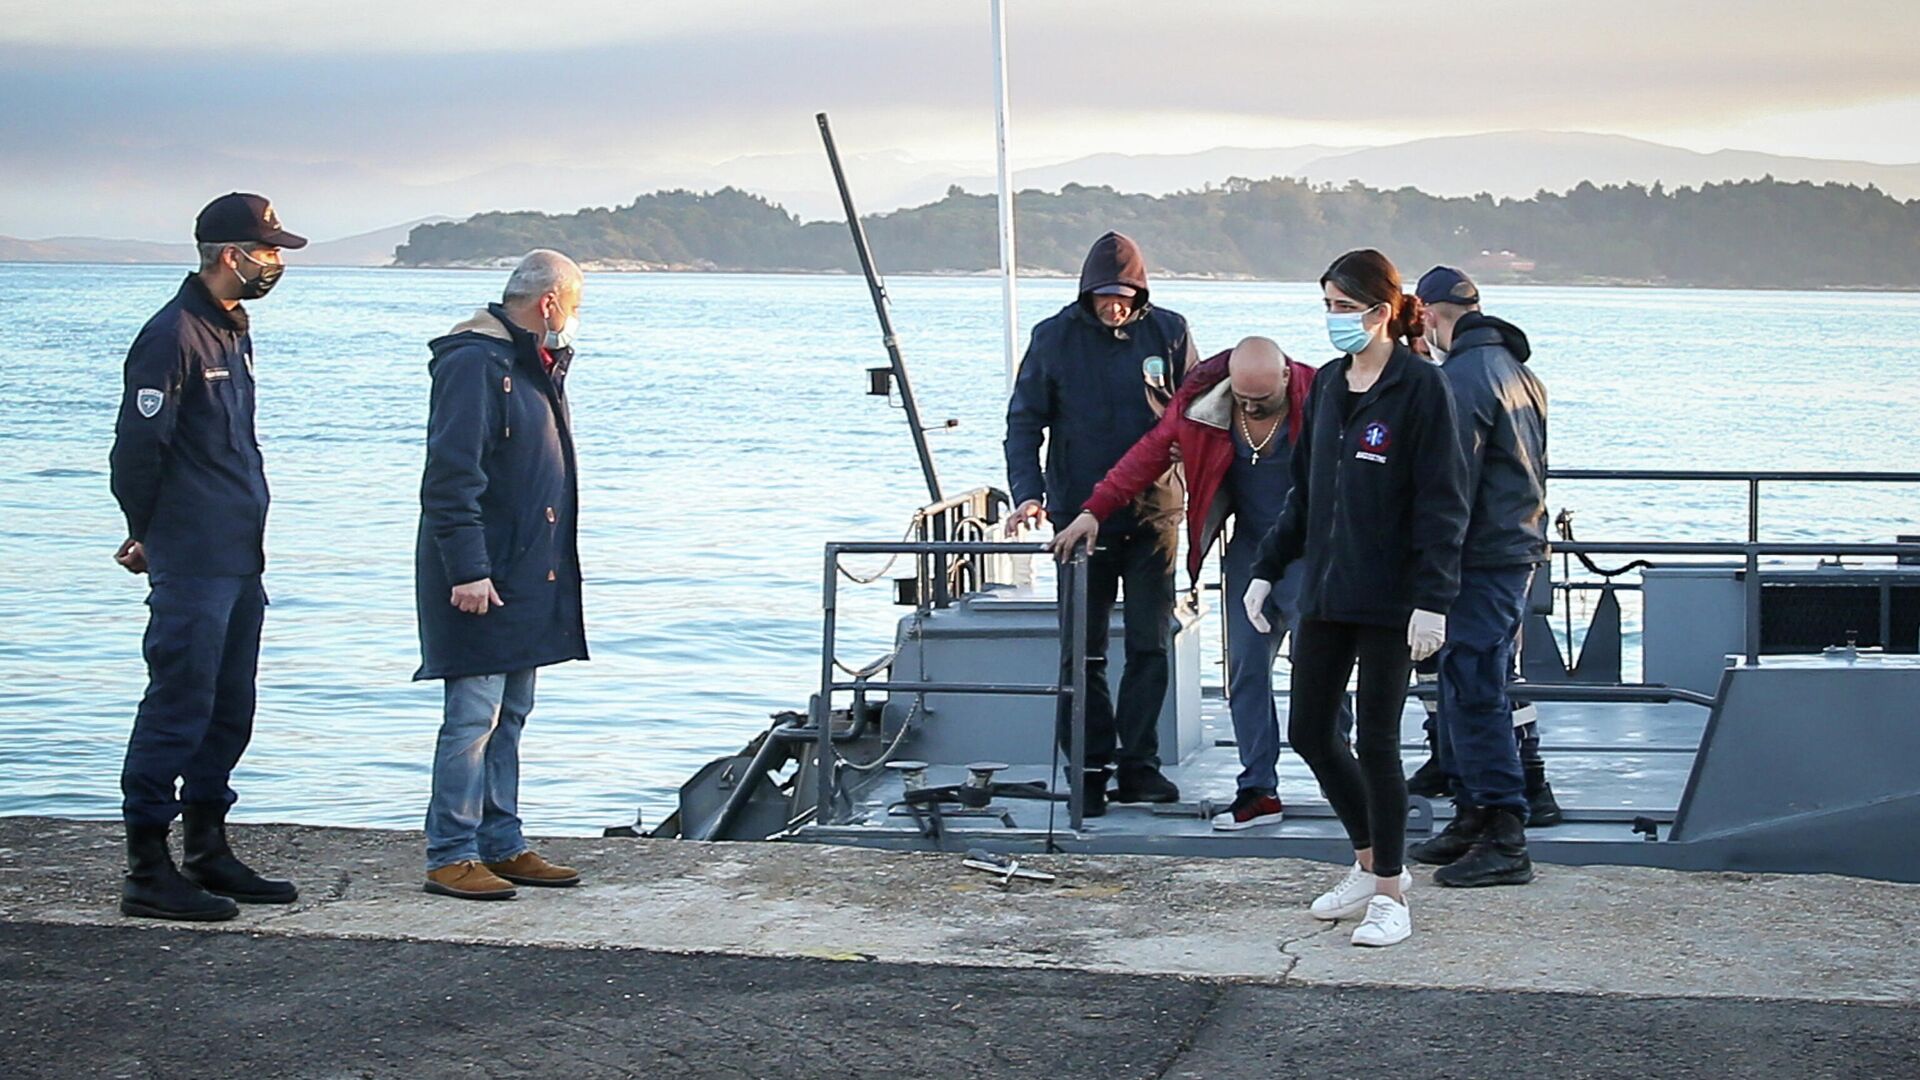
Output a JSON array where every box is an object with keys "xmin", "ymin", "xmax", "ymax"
[{"xmin": 1212, "ymin": 790, "xmax": 1285, "ymax": 831}]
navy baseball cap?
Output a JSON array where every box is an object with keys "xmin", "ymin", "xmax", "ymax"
[
  {"xmin": 1415, "ymin": 265, "xmax": 1479, "ymax": 307},
  {"xmin": 195, "ymin": 192, "xmax": 308, "ymax": 249},
  {"xmin": 1090, "ymin": 284, "xmax": 1138, "ymax": 297}
]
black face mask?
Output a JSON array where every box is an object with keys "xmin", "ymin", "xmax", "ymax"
[{"xmin": 232, "ymin": 251, "xmax": 285, "ymax": 299}]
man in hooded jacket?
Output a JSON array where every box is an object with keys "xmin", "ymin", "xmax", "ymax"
[
  {"xmin": 415, "ymin": 249, "xmax": 590, "ymax": 900},
  {"xmin": 1004, "ymin": 232, "xmax": 1198, "ymax": 812},
  {"xmin": 1405, "ymin": 267, "xmax": 1551, "ymax": 887}
]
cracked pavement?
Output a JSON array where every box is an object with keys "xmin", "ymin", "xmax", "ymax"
[{"xmin": 2, "ymin": 816, "xmax": 1917, "ymax": 1077}]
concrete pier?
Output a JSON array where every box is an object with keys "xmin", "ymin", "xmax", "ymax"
[{"xmin": 3, "ymin": 816, "xmax": 1916, "ymax": 1078}]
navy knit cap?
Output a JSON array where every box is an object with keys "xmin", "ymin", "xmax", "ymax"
[{"xmin": 1415, "ymin": 265, "xmax": 1479, "ymax": 307}]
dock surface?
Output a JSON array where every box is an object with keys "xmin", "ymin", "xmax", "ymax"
[{"xmin": 3, "ymin": 816, "xmax": 1915, "ymax": 1078}]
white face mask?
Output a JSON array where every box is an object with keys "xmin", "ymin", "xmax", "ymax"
[
  {"xmin": 543, "ymin": 312, "xmax": 578, "ymax": 351},
  {"xmin": 1425, "ymin": 332, "xmax": 1448, "ymax": 364}
]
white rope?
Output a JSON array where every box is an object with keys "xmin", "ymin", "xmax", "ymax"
[{"xmin": 836, "ymin": 511, "xmax": 926, "ymax": 585}]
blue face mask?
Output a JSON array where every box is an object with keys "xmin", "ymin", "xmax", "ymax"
[{"xmin": 1326, "ymin": 309, "xmax": 1376, "ymax": 355}]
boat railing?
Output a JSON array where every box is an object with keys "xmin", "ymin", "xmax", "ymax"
[
  {"xmin": 1548, "ymin": 468, "xmax": 1920, "ymax": 545},
  {"xmin": 908, "ymin": 486, "xmax": 1015, "ymax": 608},
  {"xmin": 813, "ymin": 540, "xmax": 1095, "ymax": 830},
  {"xmin": 1551, "ymin": 540, "xmax": 1920, "ymax": 666}
]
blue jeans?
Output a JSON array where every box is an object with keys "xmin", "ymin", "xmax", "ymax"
[
  {"xmin": 121, "ymin": 574, "xmax": 266, "ymax": 827},
  {"xmin": 1222, "ymin": 538, "xmax": 1353, "ymax": 794},
  {"xmin": 1223, "ymin": 539, "xmax": 1286, "ymax": 793},
  {"xmin": 1435, "ymin": 567, "xmax": 1532, "ymax": 814},
  {"xmin": 425, "ymin": 670, "xmax": 535, "ymax": 870}
]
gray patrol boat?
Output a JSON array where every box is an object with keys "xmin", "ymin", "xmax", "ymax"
[{"xmin": 657, "ymin": 117, "xmax": 1920, "ymax": 885}]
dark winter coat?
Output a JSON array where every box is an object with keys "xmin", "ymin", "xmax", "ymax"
[
  {"xmin": 414, "ymin": 305, "xmax": 588, "ymax": 681},
  {"xmin": 1441, "ymin": 312, "xmax": 1549, "ymax": 568},
  {"xmin": 1003, "ymin": 232, "xmax": 1199, "ymax": 536},
  {"xmin": 1252, "ymin": 343, "xmax": 1471, "ymax": 625},
  {"xmin": 109, "ymin": 274, "xmax": 271, "ymax": 577}
]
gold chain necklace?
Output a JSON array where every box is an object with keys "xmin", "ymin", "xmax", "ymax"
[{"xmin": 1238, "ymin": 409, "xmax": 1281, "ymax": 465}]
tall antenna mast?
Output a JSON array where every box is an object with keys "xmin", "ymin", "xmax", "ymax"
[{"xmin": 991, "ymin": 0, "xmax": 1019, "ymax": 392}]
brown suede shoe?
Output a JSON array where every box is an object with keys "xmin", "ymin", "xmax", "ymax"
[
  {"xmin": 485, "ymin": 849, "xmax": 580, "ymax": 888},
  {"xmin": 424, "ymin": 860, "xmax": 517, "ymax": 900}
]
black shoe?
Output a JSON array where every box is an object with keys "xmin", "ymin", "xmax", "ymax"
[
  {"xmin": 1407, "ymin": 754, "xmax": 1450, "ymax": 799},
  {"xmin": 1408, "ymin": 804, "xmax": 1486, "ymax": 866},
  {"xmin": 1077, "ymin": 770, "xmax": 1109, "ymax": 818},
  {"xmin": 122, "ymin": 823, "xmax": 239, "ymax": 922},
  {"xmin": 1112, "ymin": 765, "xmax": 1180, "ymax": 804},
  {"xmin": 181, "ymin": 803, "xmax": 298, "ymax": 904},
  {"xmin": 1525, "ymin": 762, "xmax": 1564, "ymax": 828},
  {"xmin": 1434, "ymin": 809, "xmax": 1536, "ymax": 887}
]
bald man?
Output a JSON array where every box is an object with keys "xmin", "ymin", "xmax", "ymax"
[{"xmin": 1060, "ymin": 336, "xmax": 1344, "ymax": 827}]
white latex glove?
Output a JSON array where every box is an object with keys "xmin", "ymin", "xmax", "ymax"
[
  {"xmin": 1242, "ymin": 579, "xmax": 1275, "ymax": 634},
  {"xmin": 1407, "ymin": 608, "xmax": 1447, "ymax": 662}
]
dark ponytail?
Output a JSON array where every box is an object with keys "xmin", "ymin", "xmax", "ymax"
[{"xmin": 1321, "ymin": 248, "xmax": 1422, "ymax": 345}]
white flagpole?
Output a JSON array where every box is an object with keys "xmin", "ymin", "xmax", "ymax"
[{"xmin": 991, "ymin": 0, "xmax": 1019, "ymax": 392}]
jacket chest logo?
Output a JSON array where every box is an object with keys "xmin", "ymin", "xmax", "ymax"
[{"xmin": 1356, "ymin": 420, "xmax": 1391, "ymax": 464}]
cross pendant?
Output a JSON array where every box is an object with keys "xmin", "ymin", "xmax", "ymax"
[{"xmin": 1250, "ymin": 452, "xmax": 1260, "ymax": 466}]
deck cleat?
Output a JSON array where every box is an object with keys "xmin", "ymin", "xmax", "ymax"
[
  {"xmin": 960, "ymin": 761, "xmax": 1009, "ymax": 807},
  {"xmin": 885, "ymin": 759, "xmax": 930, "ymax": 793}
]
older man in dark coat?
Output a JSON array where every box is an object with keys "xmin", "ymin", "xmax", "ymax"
[{"xmin": 416, "ymin": 249, "xmax": 590, "ymax": 900}]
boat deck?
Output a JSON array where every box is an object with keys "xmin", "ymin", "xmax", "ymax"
[{"xmin": 796, "ymin": 690, "xmax": 1711, "ymax": 857}]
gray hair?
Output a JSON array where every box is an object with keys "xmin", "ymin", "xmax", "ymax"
[
  {"xmin": 502, "ymin": 249, "xmax": 584, "ymax": 304},
  {"xmin": 197, "ymin": 240, "xmax": 265, "ymax": 271}
]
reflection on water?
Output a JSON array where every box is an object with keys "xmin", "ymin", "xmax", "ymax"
[{"xmin": 2, "ymin": 266, "xmax": 1916, "ymax": 832}]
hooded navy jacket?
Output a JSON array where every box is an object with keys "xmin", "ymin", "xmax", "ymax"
[
  {"xmin": 1252, "ymin": 343, "xmax": 1470, "ymax": 625},
  {"xmin": 414, "ymin": 305, "xmax": 588, "ymax": 681},
  {"xmin": 1003, "ymin": 232, "xmax": 1199, "ymax": 535},
  {"xmin": 1440, "ymin": 312, "xmax": 1549, "ymax": 569},
  {"xmin": 109, "ymin": 274, "xmax": 271, "ymax": 577}
]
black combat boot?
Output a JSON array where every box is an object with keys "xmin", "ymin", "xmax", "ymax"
[
  {"xmin": 1112, "ymin": 764, "xmax": 1180, "ymax": 804},
  {"xmin": 1525, "ymin": 761, "xmax": 1564, "ymax": 828},
  {"xmin": 181, "ymin": 803, "xmax": 298, "ymax": 904},
  {"xmin": 1408, "ymin": 804, "xmax": 1486, "ymax": 866},
  {"xmin": 1434, "ymin": 808, "xmax": 1536, "ymax": 887},
  {"xmin": 1406, "ymin": 727, "xmax": 1449, "ymax": 798},
  {"xmin": 122, "ymin": 822, "xmax": 240, "ymax": 922},
  {"xmin": 1078, "ymin": 769, "xmax": 1110, "ymax": 818}
]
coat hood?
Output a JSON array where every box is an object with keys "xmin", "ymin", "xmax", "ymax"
[
  {"xmin": 428, "ymin": 305, "xmax": 520, "ymax": 363},
  {"xmin": 1077, "ymin": 231, "xmax": 1150, "ymax": 306},
  {"xmin": 1452, "ymin": 311, "xmax": 1531, "ymax": 363}
]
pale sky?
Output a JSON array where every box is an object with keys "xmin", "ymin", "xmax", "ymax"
[{"xmin": 4, "ymin": 0, "xmax": 1919, "ymax": 239}]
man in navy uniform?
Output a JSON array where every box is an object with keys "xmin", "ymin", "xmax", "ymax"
[{"xmin": 109, "ymin": 193, "xmax": 305, "ymax": 921}]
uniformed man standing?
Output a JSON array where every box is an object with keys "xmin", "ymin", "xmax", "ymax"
[{"xmin": 109, "ymin": 193, "xmax": 304, "ymax": 921}]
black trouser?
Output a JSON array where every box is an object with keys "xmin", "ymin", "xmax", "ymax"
[
  {"xmin": 121, "ymin": 573, "xmax": 266, "ymax": 828},
  {"xmin": 1057, "ymin": 528, "xmax": 1173, "ymax": 771},
  {"xmin": 1289, "ymin": 618, "xmax": 1412, "ymax": 878}
]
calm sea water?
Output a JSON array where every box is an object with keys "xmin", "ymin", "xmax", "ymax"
[{"xmin": 3, "ymin": 265, "xmax": 1917, "ymax": 833}]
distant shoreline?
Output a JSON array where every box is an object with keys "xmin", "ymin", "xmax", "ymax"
[{"xmin": 5, "ymin": 259, "xmax": 1918, "ymax": 293}]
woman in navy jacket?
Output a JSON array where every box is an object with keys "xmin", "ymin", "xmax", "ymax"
[{"xmin": 1246, "ymin": 249, "xmax": 1470, "ymax": 947}]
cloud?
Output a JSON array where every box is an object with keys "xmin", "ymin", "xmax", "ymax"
[{"xmin": 3, "ymin": 0, "xmax": 1918, "ymax": 238}]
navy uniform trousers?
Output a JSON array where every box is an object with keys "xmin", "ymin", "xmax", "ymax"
[{"xmin": 120, "ymin": 573, "xmax": 266, "ymax": 827}]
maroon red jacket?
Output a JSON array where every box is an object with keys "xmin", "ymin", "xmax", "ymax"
[{"xmin": 1081, "ymin": 348, "xmax": 1317, "ymax": 582}]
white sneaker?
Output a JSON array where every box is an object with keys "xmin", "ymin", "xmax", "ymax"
[
  {"xmin": 1351, "ymin": 894, "xmax": 1412, "ymax": 947},
  {"xmin": 1309, "ymin": 862, "xmax": 1414, "ymax": 921}
]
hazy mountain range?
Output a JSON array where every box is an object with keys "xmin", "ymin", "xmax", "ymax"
[
  {"xmin": 0, "ymin": 218, "xmax": 451, "ymax": 268},
  {"xmin": 5, "ymin": 131, "xmax": 1918, "ymax": 266}
]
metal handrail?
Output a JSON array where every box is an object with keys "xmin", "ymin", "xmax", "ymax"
[
  {"xmin": 815, "ymin": 540, "xmax": 1092, "ymax": 831},
  {"xmin": 1548, "ymin": 469, "xmax": 1920, "ymax": 544},
  {"xmin": 912, "ymin": 487, "xmax": 1012, "ymax": 607},
  {"xmin": 1548, "ymin": 540, "xmax": 1920, "ymax": 663}
]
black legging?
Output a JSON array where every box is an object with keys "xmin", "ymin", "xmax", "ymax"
[{"xmin": 1288, "ymin": 618, "xmax": 1413, "ymax": 878}]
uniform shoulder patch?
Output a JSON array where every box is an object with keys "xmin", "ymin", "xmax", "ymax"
[{"xmin": 136, "ymin": 388, "xmax": 164, "ymax": 418}]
